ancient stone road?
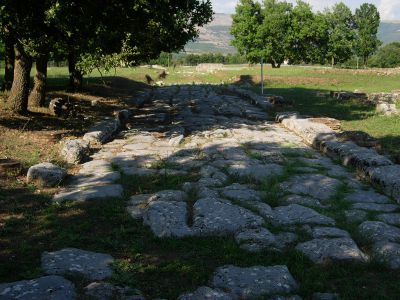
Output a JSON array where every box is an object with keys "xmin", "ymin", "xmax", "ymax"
[{"xmin": 2, "ymin": 85, "xmax": 400, "ymax": 299}]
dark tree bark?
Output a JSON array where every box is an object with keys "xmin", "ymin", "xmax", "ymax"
[
  {"xmin": 1, "ymin": 36, "xmax": 15, "ymax": 91},
  {"xmin": 28, "ymin": 54, "xmax": 48, "ymax": 107},
  {"xmin": 68, "ymin": 50, "xmax": 82, "ymax": 91},
  {"xmin": 7, "ymin": 45, "xmax": 32, "ymax": 114}
]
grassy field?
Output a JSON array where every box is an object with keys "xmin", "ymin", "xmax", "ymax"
[{"xmin": 1, "ymin": 65, "xmax": 400, "ymax": 298}]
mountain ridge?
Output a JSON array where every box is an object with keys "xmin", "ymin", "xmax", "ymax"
[{"xmin": 185, "ymin": 13, "xmax": 400, "ymax": 54}]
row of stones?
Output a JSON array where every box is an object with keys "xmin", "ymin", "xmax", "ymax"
[{"xmin": 277, "ymin": 112, "xmax": 400, "ymax": 202}]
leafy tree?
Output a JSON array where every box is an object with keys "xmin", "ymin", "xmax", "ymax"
[
  {"xmin": 354, "ymin": 3, "xmax": 381, "ymax": 67},
  {"xmin": 369, "ymin": 42, "xmax": 400, "ymax": 68},
  {"xmin": 325, "ymin": 2, "xmax": 355, "ymax": 66},
  {"xmin": 257, "ymin": 0, "xmax": 292, "ymax": 68},
  {"xmin": 287, "ymin": 1, "xmax": 328, "ymax": 64},
  {"xmin": 231, "ymin": 0, "xmax": 263, "ymax": 63}
]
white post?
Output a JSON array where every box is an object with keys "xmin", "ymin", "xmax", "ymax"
[{"xmin": 261, "ymin": 57, "xmax": 264, "ymax": 95}]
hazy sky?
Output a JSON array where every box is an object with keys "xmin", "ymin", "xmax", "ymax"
[{"xmin": 211, "ymin": 0, "xmax": 400, "ymax": 20}]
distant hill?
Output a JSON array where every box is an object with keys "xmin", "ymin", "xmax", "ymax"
[
  {"xmin": 185, "ymin": 13, "xmax": 400, "ymax": 54},
  {"xmin": 378, "ymin": 21, "xmax": 400, "ymax": 45}
]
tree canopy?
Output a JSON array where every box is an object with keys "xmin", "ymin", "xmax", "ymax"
[
  {"xmin": 0, "ymin": 0, "xmax": 213, "ymax": 114},
  {"xmin": 230, "ymin": 0, "xmax": 381, "ymax": 68}
]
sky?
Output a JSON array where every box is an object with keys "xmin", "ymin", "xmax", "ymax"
[{"xmin": 211, "ymin": 0, "xmax": 400, "ymax": 20}]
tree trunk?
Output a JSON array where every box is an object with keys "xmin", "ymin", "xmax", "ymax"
[
  {"xmin": 1, "ymin": 37, "xmax": 15, "ymax": 91},
  {"xmin": 271, "ymin": 61, "xmax": 277, "ymax": 68},
  {"xmin": 28, "ymin": 54, "xmax": 48, "ymax": 107},
  {"xmin": 7, "ymin": 45, "xmax": 32, "ymax": 114},
  {"xmin": 68, "ymin": 50, "xmax": 82, "ymax": 91}
]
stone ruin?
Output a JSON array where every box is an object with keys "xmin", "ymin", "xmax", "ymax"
[{"xmin": 195, "ymin": 63, "xmax": 224, "ymax": 73}]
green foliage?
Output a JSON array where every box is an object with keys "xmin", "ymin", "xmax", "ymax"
[
  {"xmin": 287, "ymin": 1, "xmax": 328, "ymax": 64},
  {"xmin": 325, "ymin": 3, "xmax": 356, "ymax": 65},
  {"xmin": 354, "ymin": 3, "xmax": 381, "ymax": 66},
  {"xmin": 231, "ymin": 0, "xmax": 263, "ymax": 63},
  {"xmin": 257, "ymin": 0, "xmax": 293, "ymax": 67},
  {"xmin": 369, "ymin": 42, "xmax": 400, "ymax": 68},
  {"xmin": 231, "ymin": 1, "xmax": 382, "ymax": 67}
]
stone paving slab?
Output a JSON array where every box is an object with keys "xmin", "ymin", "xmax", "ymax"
[
  {"xmin": 0, "ymin": 275, "xmax": 75, "ymax": 300},
  {"xmin": 41, "ymin": 248, "xmax": 114, "ymax": 280},
  {"xmin": 271, "ymin": 204, "xmax": 335, "ymax": 226},
  {"xmin": 280, "ymin": 174, "xmax": 341, "ymax": 201},
  {"xmin": 296, "ymin": 238, "xmax": 367, "ymax": 264},
  {"xmin": 210, "ymin": 265, "xmax": 298, "ymax": 299}
]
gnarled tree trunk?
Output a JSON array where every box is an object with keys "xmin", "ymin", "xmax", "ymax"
[
  {"xmin": 28, "ymin": 54, "xmax": 48, "ymax": 107},
  {"xmin": 7, "ymin": 45, "xmax": 32, "ymax": 114},
  {"xmin": 68, "ymin": 50, "xmax": 82, "ymax": 91},
  {"xmin": 1, "ymin": 36, "xmax": 15, "ymax": 91}
]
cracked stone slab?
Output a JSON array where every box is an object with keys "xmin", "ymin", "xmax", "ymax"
[
  {"xmin": 210, "ymin": 265, "xmax": 298, "ymax": 299},
  {"xmin": 372, "ymin": 241, "xmax": 400, "ymax": 269},
  {"xmin": 352, "ymin": 202, "xmax": 399, "ymax": 212},
  {"xmin": 220, "ymin": 183, "xmax": 262, "ymax": 202},
  {"xmin": 280, "ymin": 174, "xmax": 341, "ymax": 201},
  {"xmin": 358, "ymin": 221, "xmax": 400, "ymax": 243},
  {"xmin": 178, "ymin": 286, "xmax": 232, "ymax": 300},
  {"xmin": 143, "ymin": 201, "xmax": 192, "ymax": 237},
  {"xmin": 272, "ymin": 204, "xmax": 335, "ymax": 226},
  {"xmin": 376, "ymin": 213, "xmax": 400, "ymax": 226},
  {"xmin": 344, "ymin": 190, "xmax": 391, "ymax": 204},
  {"xmin": 41, "ymin": 248, "xmax": 114, "ymax": 280},
  {"xmin": 192, "ymin": 198, "xmax": 264, "ymax": 235},
  {"xmin": 247, "ymin": 201, "xmax": 275, "ymax": 220},
  {"xmin": 296, "ymin": 238, "xmax": 367, "ymax": 264},
  {"xmin": 311, "ymin": 227, "xmax": 350, "ymax": 239},
  {"xmin": 0, "ymin": 275, "xmax": 75, "ymax": 300},
  {"xmin": 53, "ymin": 184, "xmax": 124, "ymax": 202}
]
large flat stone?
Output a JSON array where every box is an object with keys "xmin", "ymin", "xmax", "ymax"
[
  {"xmin": 296, "ymin": 238, "xmax": 367, "ymax": 263},
  {"xmin": 143, "ymin": 201, "xmax": 192, "ymax": 237},
  {"xmin": 228, "ymin": 162, "xmax": 283, "ymax": 182},
  {"xmin": 280, "ymin": 174, "xmax": 341, "ymax": 201},
  {"xmin": 359, "ymin": 221, "xmax": 400, "ymax": 243},
  {"xmin": 41, "ymin": 248, "xmax": 114, "ymax": 280},
  {"xmin": 272, "ymin": 204, "xmax": 335, "ymax": 226},
  {"xmin": 210, "ymin": 265, "xmax": 298, "ymax": 299},
  {"xmin": 235, "ymin": 227, "xmax": 277, "ymax": 252},
  {"xmin": 192, "ymin": 198, "xmax": 264, "ymax": 235},
  {"xmin": 53, "ymin": 184, "xmax": 124, "ymax": 202},
  {"xmin": 344, "ymin": 190, "xmax": 390, "ymax": 204},
  {"xmin": 220, "ymin": 183, "xmax": 262, "ymax": 202},
  {"xmin": 0, "ymin": 275, "xmax": 75, "ymax": 300}
]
